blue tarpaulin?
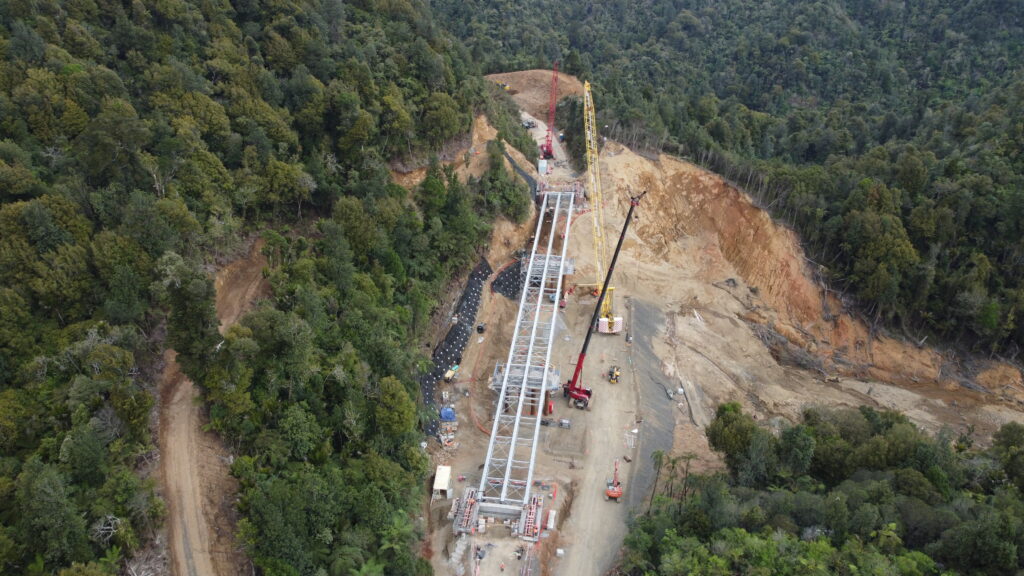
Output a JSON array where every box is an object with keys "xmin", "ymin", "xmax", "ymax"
[{"xmin": 440, "ymin": 407, "xmax": 457, "ymax": 421}]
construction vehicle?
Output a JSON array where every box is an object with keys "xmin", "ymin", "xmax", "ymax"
[
  {"xmin": 608, "ymin": 365, "xmax": 620, "ymax": 384},
  {"xmin": 563, "ymin": 192, "xmax": 647, "ymax": 409},
  {"xmin": 444, "ymin": 365, "xmax": 459, "ymax": 383},
  {"xmin": 604, "ymin": 459, "xmax": 623, "ymax": 502},
  {"xmin": 580, "ymin": 81, "xmax": 624, "ymax": 334},
  {"xmin": 540, "ymin": 63, "xmax": 558, "ymax": 159}
]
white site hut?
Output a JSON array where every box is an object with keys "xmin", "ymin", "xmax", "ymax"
[{"xmin": 433, "ymin": 465, "xmax": 453, "ymax": 500}]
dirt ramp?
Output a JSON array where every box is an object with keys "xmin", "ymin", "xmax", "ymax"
[
  {"xmin": 215, "ymin": 238, "xmax": 269, "ymax": 333},
  {"xmin": 485, "ymin": 70, "xmax": 585, "ymax": 120}
]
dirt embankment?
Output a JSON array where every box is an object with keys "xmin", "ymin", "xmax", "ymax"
[
  {"xmin": 392, "ymin": 115, "xmax": 500, "ymax": 189},
  {"xmin": 159, "ymin": 238, "xmax": 270, "ymax": 576},
  {"xmin": 393, "ymin": 69, "xmax": 579, "ymax": 190},
  {"xmin": 596, "ymin": 141, "xmax": 1024, "ymax": 437}
]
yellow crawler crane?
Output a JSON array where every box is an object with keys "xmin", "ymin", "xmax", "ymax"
[{"xmin": 583, "ymin": 81, "xmax": 622, "ymax": 333}]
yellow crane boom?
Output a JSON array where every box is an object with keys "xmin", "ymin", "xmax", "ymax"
[{"xmin": 583, "ymin": 81, "xmax": 618, "ymax": 330}]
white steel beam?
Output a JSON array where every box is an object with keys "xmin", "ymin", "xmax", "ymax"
[{"xmin": 477, "ymin": 188, "xmax": 575, "ymax": 515}]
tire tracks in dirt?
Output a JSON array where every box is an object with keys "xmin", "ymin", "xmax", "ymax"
[{"xmin": 159, "ymin": 239, "xmax": 268, "ymax": 576}]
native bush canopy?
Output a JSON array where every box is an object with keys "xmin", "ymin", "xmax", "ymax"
[
  {"xmin": 433, "ymin": 0, "xmax": 1024, "ymax": 354},
  {"xmin": 0, "ymin": 0, "xmax": 534, "ymax": 573},
  {"xmin": 624, "ymin": 404, "xmax": 1024, "ymax": 576}
]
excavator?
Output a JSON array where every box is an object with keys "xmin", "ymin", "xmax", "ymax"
[
  {"xmin": 604, "ymin": 459, "xmax": 623, "ymax": 502},
  {"xmin": 563, "ymin": 191, "xmax": 646, "ymax": 409}
]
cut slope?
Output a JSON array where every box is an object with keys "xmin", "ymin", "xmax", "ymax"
[
  {"xmin": 160, "ymin": 238, "xmax": 269, "ymax": 576},
  {"xmin": 584, "ymin": 141, "xmax": 1024, "ymax": 438},
  {"xmin": 603, "ymin": 144, "xmax": 945, "ymax": 384},
  {"xmin": 391, "ymin": 114, "xmax": 499, "ymax": 189}
]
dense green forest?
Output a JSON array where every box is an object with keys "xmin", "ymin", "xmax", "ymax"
[
  {"xmin": 0, "ymin": 0, "xmax": 532, "ymax": 572},
  {"xmin": 2, "ymin": 0, "xmax": 1022, "ymax": 573},
  {"xmin": 623, "ymin": 404, "xmax": 1024, "ymax": 575},
  {"xmin": 433, "ymin": 0, "xmax": 1024, "ymax": 354}
]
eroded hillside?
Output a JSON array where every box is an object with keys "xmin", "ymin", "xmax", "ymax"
[{"xmin": 585, "ymin": 141, "xmax": 1024, "ymax": 442}]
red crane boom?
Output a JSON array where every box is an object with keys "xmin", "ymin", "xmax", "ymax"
[
  {"xmin": 564, "ymin": 191, "xmax": 647, "ymax": 408},
  {"xmin": 541, "ymin": 62, "xmax": 559, "ymax": 159}
]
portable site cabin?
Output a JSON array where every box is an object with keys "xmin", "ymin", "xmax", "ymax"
[{"xmin": 433, "ymin": 465, "xmax": 453, "ymax": 500}]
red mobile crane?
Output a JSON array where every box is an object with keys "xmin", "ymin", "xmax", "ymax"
[
  {"xmin": 540, "ymin": 62, "xmax": 559, "ymax": 159},
  {"xmin": 563, "ymin": 191, "xmax": 647, "ymax": 409}
]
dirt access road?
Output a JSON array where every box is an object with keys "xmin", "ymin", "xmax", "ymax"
[
  {"xmin": 159, "ymin": 239, "xmax": 269, "ymax": 576},
  {"xmin": 550, "ymin": 299, "xmax": 675, "ymax": 576}
]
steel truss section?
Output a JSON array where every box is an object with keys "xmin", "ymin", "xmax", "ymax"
[{"xmin": 477, "ymin": 190, "xmax": 575, "ymax": 516}]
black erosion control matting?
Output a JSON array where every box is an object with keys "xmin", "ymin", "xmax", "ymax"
[
  {"xmin": 492, "ymin": 259, "xmax": 524, "ymax": 300},
  {"xmin": 420, "ymin": 259, "xmax": 492, "ymax": 437}
]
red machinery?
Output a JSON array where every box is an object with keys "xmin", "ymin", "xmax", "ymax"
[
  {"xmin": 540, "ymin": 62, "xmax": 559, "ymax": 159},
  {"xmin": 605, "ymin": 459, "xmax": 623, "ymax": 502},
  {"xmin": 563, "ymin": 191, "xmax": 646, "ymax": 409}
]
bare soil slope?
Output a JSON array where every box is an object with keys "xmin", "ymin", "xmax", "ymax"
[
  {"xmin": 160, "ymin": 238, "xmax": 269, "ymax": 576},
  {"xmin": 596, "ymin": 141, "xmax": 1024, "ymax": 438},
  {"xmin": 392, "ymin": 114, "xmax": 500, "ymax": 189},
  {"xmin": 486, "ymin": 70, "xmax": 585, "ymax": 120}
]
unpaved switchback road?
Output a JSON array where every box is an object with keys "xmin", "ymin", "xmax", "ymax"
[{"xmin": 160, "ymin": 239, "xmax": 268, "ymax": 576}]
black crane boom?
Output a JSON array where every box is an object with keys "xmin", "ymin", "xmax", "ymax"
[{"xmin": 564, "ymin": 191, "xmax": 646, "ymax": 408}]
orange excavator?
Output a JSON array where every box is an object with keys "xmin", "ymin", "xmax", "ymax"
[{"xmin": 604, "ymin": 459, "xmax": 623, "ymax": 502}]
